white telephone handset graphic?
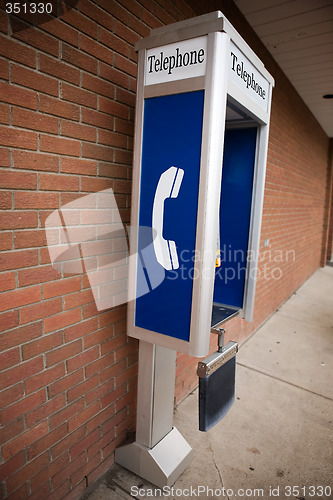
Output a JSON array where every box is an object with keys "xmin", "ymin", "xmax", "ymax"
[{"xmin": 152, "ymin": 166, "xmax": 184, "ymax": 271}]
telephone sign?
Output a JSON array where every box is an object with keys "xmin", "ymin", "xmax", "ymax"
[{"xmin": 145, "ymin": 36, "xmax": 207, "ymax": 86}]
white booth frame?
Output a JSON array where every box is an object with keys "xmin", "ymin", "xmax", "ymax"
[{"xmin": 127, "ymin": 11, "xmax": 275, "ymax": 358}]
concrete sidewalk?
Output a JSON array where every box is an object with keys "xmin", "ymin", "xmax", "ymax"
[{"xmin": 82, "ymin": 266, "xmax": 333, "ymax": 499}]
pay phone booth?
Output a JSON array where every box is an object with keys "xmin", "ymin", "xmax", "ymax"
[{"xmin": 115, "ymin": 11, "xmax": 274, "ymax": 487}]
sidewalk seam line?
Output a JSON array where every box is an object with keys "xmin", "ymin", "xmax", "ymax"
[
  {"xmin": 274, "ymin": 310, "xmax": 331, "ymax": 329},
  {"xmin": 236, "ymin": 362, "xmax": 333, "ymax": 401}
]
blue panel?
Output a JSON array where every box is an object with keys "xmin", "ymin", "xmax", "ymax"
[
  {"xmin": 213, "ymin": 127, "xmax": 257, "ymax": 308},
  {"xmin": 135, "ymin": 91, "xmax": 205, "ymax": 342}
]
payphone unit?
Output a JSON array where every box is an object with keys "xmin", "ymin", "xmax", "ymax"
[
  {"xmin": 116, "ymin": 11, "xmax": 274, "ymax": 487},
  {"xmin": 127, "ymin": 12, "xmax": 274, "ymax": 357}
]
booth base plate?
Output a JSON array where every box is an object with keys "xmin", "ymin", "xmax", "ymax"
[{"xmin": 115, "ymin": 427, "xmax": 192, "ymax": 488}]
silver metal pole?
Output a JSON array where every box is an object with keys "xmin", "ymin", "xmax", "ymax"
[
  {"xmin": 136, "ymin": 340, "xmax": 176, "ymax": 448},
  {"xmin": 115, "ymin": 340, "xmax": 192, "ymax": 487}
]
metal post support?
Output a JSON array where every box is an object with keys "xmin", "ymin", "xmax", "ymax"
[{"xmin": 115, "ymin": 340, "xmax": 192, "ymax": 487}]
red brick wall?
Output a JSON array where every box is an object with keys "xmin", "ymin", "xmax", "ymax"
[
  {"xmin": 325, "ymin": 139, "xmax": 333, "ymax": 262},
  {"xmin": 0, "ymin": 1, "xmax": 331, "ymax": 499},
  {"xmin": 0, "ymin": 1, "xmax": 204, "ymax": 499}
]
